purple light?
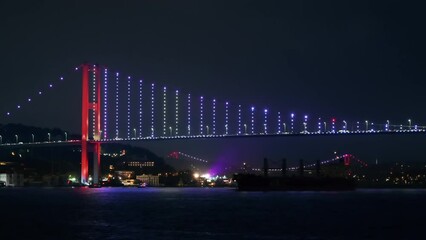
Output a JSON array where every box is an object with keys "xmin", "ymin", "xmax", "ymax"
[
  {"xmin": 60, "ymin": 77, "xmax": 64, "ymax": 81},
  {"xmin": 200, "ymin": 96, "xmax": 204, "ymax": 135},
  {"xmin": 115, "ymin": 72, "xmax": 120, "ymax": 138},
  {"xmin": 225, "ymin": 101, "xmax": 229, "ymax": 135},
  {"xmin": 251, "ymin": 106, "xmax": 255, "ymax": 134},
  {"xmin": 212, "ymin": 99, "xmax": 216, "ymax": 135},
  {"xmin": 28, "ymin": 98, "xmax": 31, "ymax": 102},
  {"xmin": 17, "ymin": 105, "xmax": 21, "ymax": 109},
  {"xmin": 163, "ymin": 86, "xmax": 167, "ymax": 136},
  {"xmin": 127, "ymin": 76, "xmax": 131, "ymax": 138},
  {"xmin": 138, "ymin": 79, "xmax": 143, "ymax": 138},
  {"xmin": 6, "ymin": 112, "xmax": 10, "ymax": 116},
  {"xmin": 175, "ymin": 90, "xmax": 179, "ymax": 136},
  {"xmin": 187, "ymin": 93, "xmax": 191, "ymax": 135},
  {"xmin": 151, "ymin": 83, "xmax": 155, "ymax": 137},
  {"xmin": 38, "ymin": 91, "xmax": 42, "ymax": 95},
  {"xmin": 103, "ymin": 68, "xmax": 108, "ymax": 139},
  {"xmin": 49, "ymin": 84, "xmax": 53, "ymax": 88},
  {"xmin": 263, "ymin": 108, "xmax": 268, "ymax": 133},
  {"xmin": 238, "ymin": 105, "xmax": 242, "ymax": 134}
]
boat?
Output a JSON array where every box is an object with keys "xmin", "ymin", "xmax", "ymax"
[
  {"xmin": 233, "ymin": 173, "xmax": 356, "ymax": 191},
  {"xmin": 88, "ymin": 183, "xmax": 102, "ymax": 188}
]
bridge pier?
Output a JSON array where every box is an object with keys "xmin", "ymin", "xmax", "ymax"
[
  {"xmin": 80, "ymin": 63, "xmax": 102, "ymax": 185},
  {"xmin": 93, "ymin": 142, "xmax": 101, "ymax": 184},
  {"xmin": 81, "ymin": 140, "xmax": 89, "ymax": 184},
  {"xmin": 81, "ymin": 64, "xmax": 89, "ymax": 184}
]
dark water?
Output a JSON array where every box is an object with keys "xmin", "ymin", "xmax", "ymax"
[{"xmin": 0, "ymin": 187, "xmax": 425, "ymax": 239}]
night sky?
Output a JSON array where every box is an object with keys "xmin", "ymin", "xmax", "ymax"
[{"xmin": 1, "ymin": 1, "xmax": 426, "ymax": 170}]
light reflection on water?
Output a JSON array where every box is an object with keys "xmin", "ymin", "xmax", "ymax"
[{"xmin": 0, "ymin": 187, "xmax": 426, "ymax": 239}]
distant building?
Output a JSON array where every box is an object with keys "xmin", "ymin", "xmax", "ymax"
[
  {"xmin": 115, "ymin": 170, "xmax": 134, "ymax": 180},
  {"xmin": 0, "ymin": 173, "xmax": 24, "ymax": 187},
  {"xmin": 127, "ymin": 161, "xmax": 155, "ymax": 168},
  {"xmin": 136, "ymin": 174, "xmax": 160, "ymax": 187}
]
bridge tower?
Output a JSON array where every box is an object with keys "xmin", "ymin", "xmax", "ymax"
[{"xmin": 81, "ymin": 64, "xmax": 102, "ymax": 184}]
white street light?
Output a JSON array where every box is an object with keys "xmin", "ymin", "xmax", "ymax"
[
  {"xmin": 386, "ymin": 120, "xmax": 390, "ymax": 131},
  {"xmin": 323, "ymin": 122, "xmax": 327, "ymax": 132},
  {"xmin": 133, "ymin": 128, "xmax": 137, "ymax": 138},
  {"xmin": 408, "ymin": 119, "xmax": 412, "ymax": 129},
  {"xmin": 15, "ymin": 134, "xmax": 18, "ymax": 143},
  {"xmin": 343, "ymin": 120, "xmax": 347, "ymax": 132},
  {"xmin": 169, "ymin": 126, "xmax": 173, "ymax": 136},
  {"xmin": 31, "ymin": 134, "xmax": 35, "ymax": 143},
  {"xmin": 0, "ymin": 135, "xmax": 2, "ymax": 144},
  {"xmin": 283, "ymin": 123, "xmax": 286, "ymax": 133},
  {"xmin": 48, "ymin": 133, "xmax": 51, "ymax": 142},
  {"xmin": 244, "ymin": 124, "xmax": 247, "ymax": 134},
  {"xmin": 206, "ymin": 125, "xmax": 209, "ymax": 135},
  {"xmin": 65, "ymin": 132, "xmax": 68, "ymax": 141},
  {"xmin": 365, "ymin": 120, "xmax": 368, "ymax": 131}
]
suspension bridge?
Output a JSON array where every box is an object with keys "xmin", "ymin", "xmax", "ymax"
[{"xmin": 0, "ymin": 64, "xmax": 424, "ymax": 184}]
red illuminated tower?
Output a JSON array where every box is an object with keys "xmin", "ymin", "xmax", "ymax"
[{"xmin": 81, "ymin": 64, "xmax": 102, "ymax": 184}]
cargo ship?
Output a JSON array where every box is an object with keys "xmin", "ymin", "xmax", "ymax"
[
  {"xmin": 233, "ymin": 158, "xmax": 356, "ymax": 191},
  {"xmin": 233, "ymin": 174, "xmax": 356, "ymax": 191}
]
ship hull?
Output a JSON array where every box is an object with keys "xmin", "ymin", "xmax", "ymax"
[{"xmin": 234, "ymin": 174, "xmax": 356, "ymax": 191}]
